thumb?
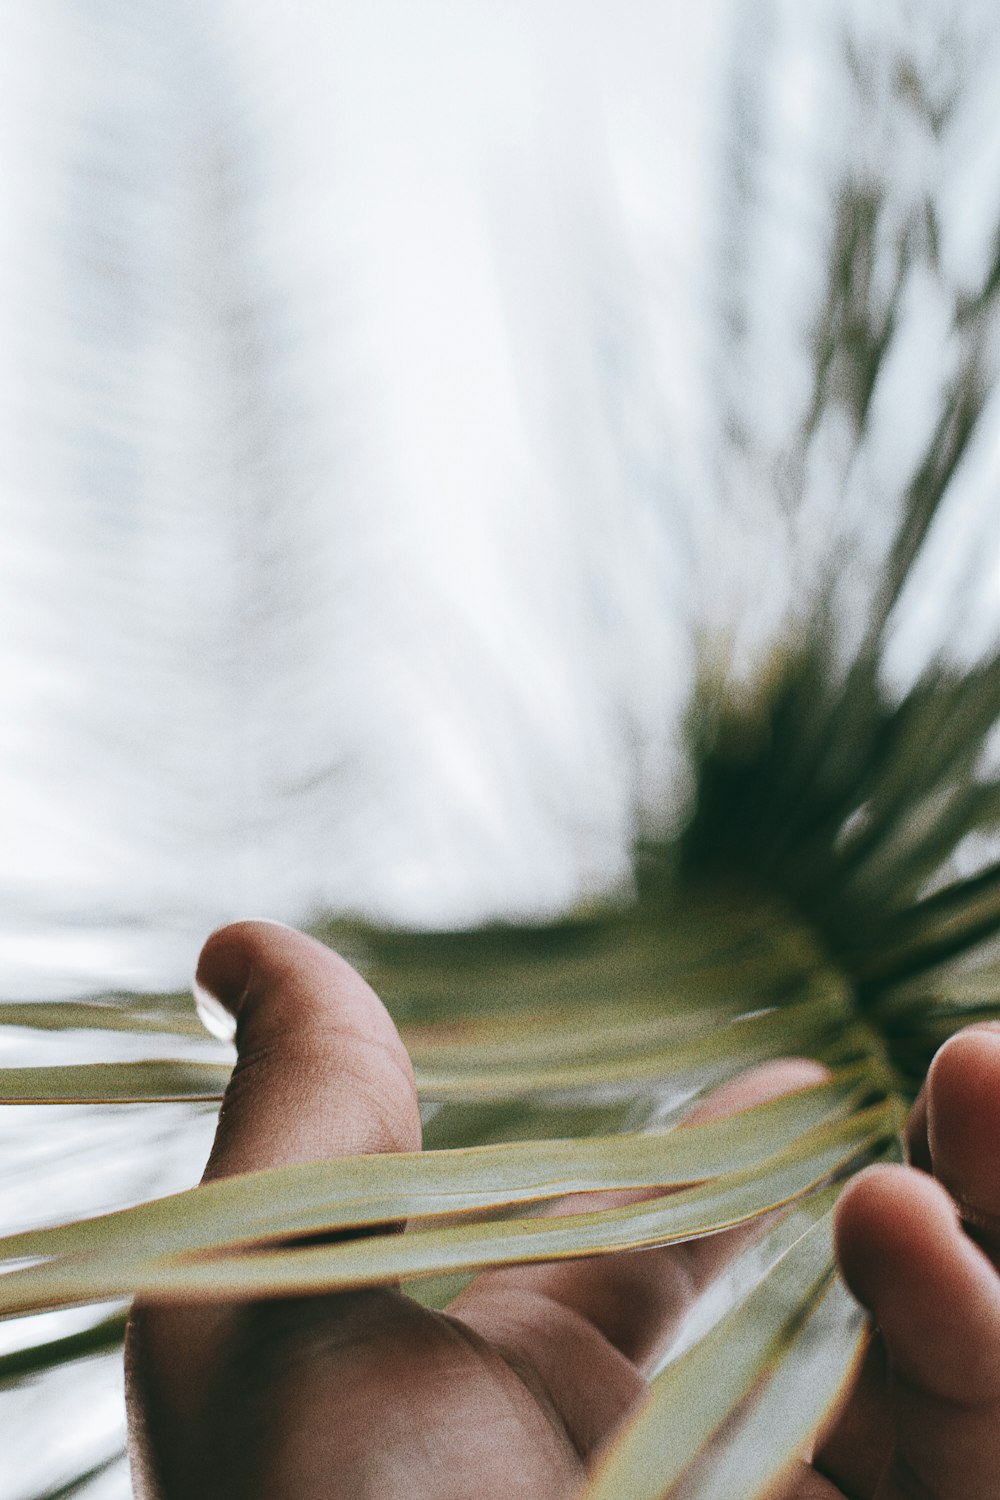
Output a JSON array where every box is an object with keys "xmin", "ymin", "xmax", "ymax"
[
  {"xmin": 127, "ymin": 922, "xmax": 421, "ymax": 1499},
  {"xmin": 196, "ymin": 920, "xmax": 421, "ymax": 1179}
]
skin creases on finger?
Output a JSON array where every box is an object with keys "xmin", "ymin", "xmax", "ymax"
[
  {"xmin": 196, "ymin": 920, "xmax": 422, "ymax": 1179},
  {"xmin": 215, "ymin": 1288, "xmax": 589, "ymax": 1500},
  {"xmin": 836, "ymin": 1163, "xmax": 1000, "ymax": 1500},
  {"xmin": 128, "ymin": 930, "xmax": 837, "ymax": 1497},
  {"xmin": 451, "ymin": 1058, "xmax": 831, "ymax": 1463},
  {"xmin": 132, "ymin": 922, "xmax": 598, "ymax": 1500},
  {"xmin": 823, "ymin": 1025, "xmax": 1000, "ymax": 1500},
  {"xmin": 127, "ymin": 922, "xmax": 424, "ymax": 1500}
]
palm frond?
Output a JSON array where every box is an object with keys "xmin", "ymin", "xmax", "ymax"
[
  {"xmin": 579, "ymin": 1191, "xmax": 862, "ymax": 1500},
  {"xmin": 3, "ymin": 7, "xmax": 1000, "ymax": 1500}
]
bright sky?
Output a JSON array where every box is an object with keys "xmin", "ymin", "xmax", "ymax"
[
  {"xmin": 0, "ymin": 0, "xmax": 997, "ymax": 1000},
  {"xmin": 0, "ymin": 9, "xmax": 998, "ymax": 1496}
]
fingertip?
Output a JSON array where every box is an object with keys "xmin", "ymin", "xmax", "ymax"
[
  {"xmin": 195, "ymin": 920, "xmax": 307, "ymax": 1015},
  {"xmin": 835, "ymin": 1028, "xmax": 1000, "ymax": 1494},
  {"xmin": 835, "ymin": 1162, "xmax": 1000, "ymax": 1401},
  {"xmin": 927, "ymin": 1022, "xmax": 1000, "ymax": 1137},
  {"xmin": 924, "ymin": 1026, "xmax": 1000, "ymax": 1233},
  {"xmin": 903, "ymin": 1024, "xmax": 1000, "ymax": 1182},
  {"xmin": 193, "ymin": 923, "xmax": 258, "ymax": 1040},
  {"xmin": 195, "ymin": 920, "xmax": 404, "ymax": 1055},
  {"xmin": 835, "ymin": 1163, "xmax": 958, "ymax": 1307},
  {"xmin": 928, "ymin": 1022, "xmax": 1000, "ymax": 1098},
  {"xmin": 193, "ymin": 922, "xmax": 315, "ymax": 1041},
  {"xmin": 196, "ymin": 921, "xmax": 420, "ymax": 1178}
]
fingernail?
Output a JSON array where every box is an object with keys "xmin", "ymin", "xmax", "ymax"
[
  {"xmin": 192, "ymin": 919, "xmax": 298, "ymax": 1041},
  {"xmin": 193, "ymin": 976, "xmax": 238, "ymax": 1042}
]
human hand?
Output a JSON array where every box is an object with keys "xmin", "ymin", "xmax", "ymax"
[
  {"xmin": 815, "ymin": 1021, "xmax": 1000, "ymax": 1500},
  {"xmin": 124, "ymin": 923, "xmax": 1000, "ymax": 1499}
]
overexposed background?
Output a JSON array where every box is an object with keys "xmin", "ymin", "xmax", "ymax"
[{"xmin": 1, "ymin": 1, "xmax": 999, "ymax": 1495}]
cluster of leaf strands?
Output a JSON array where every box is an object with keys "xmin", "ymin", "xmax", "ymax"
[
  {"xmin": 3, "ymin": 20, "xmax": 1000, "ymax": 1500},
  {"xmin": 1, "ymin": 594, "xmax": 997, "ymax": 1498}
]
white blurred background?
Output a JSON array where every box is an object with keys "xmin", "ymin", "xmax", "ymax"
[{"xmin": 0, "ymin": 1, "xmax": 999, "ymax": 1494}]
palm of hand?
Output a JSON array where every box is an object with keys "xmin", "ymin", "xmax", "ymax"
[
  {"xmin": 133, "ymin": 1281, "xmax": 646, "ymax": 1499},
  {"xmin": 127, "ymin": 925, "xmax": 1000, "ymax": 1500}
]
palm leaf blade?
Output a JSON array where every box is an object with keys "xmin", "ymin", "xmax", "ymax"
[
  {"xmin": 668, "ymin": 1274, "xmax": 867, "ymax": 1500},
  {"xmin": 0, "ymin": 1102, "xmax": 895, "ymax": 1318},
  {"xmin": 580, "ymin": 1196, "xmax": 842, "ymax": 1499},
  {"xmin": 0, "ymin": 1074, "xmax": 870, "ymax": 1265}
]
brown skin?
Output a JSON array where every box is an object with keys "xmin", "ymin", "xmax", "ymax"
[{"xmin": 125, "ymin": 924, "xmax": 1000, "ymax": 1499}]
